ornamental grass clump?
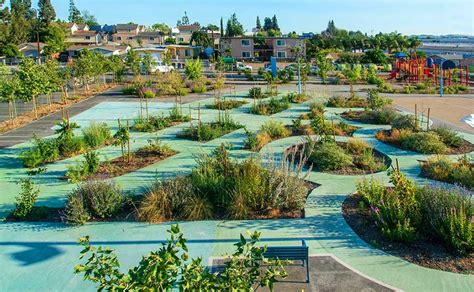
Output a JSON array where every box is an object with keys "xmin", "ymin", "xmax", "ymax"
[{"xmin": 138, "ymin": 144, "xmax": 310, "ymax": 222}]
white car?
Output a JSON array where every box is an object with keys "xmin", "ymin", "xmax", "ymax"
[
  {"xmin": 236, "ymin": 62, "xmax": 252, "ymax": 71},
  {"xmin": 142, "ymin": 61, "xmax": 174, "ymax": 74}
]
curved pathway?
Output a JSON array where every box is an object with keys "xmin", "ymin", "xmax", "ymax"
[{"xmin": 0, "ymin": 92, "xmax": 473, "ymax": 291}]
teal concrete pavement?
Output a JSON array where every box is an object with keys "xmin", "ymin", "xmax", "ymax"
[{"xmin": 0, "ymin": 91, "xmax": 473, "ymax": 291}]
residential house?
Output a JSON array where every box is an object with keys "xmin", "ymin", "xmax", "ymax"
[
  {"xmin": 18, "ymin": 42, "xmax": 46, "ymax": 59},
  {"xmin": 63, "ymin": 44, "xmax": 130, "ymax": 61},
  {"xmin": 220, "ymin": 37, "xmax": 306, "ymax": 61},
  {"xmin": 66, "ymin": 23, "xmax": 103, "ymax": 45},
  {"xmin": 166, "ymin": 45, "xmax": 201, "ymax": 69},
  {"xmin": 430, "ymin": 54, "xmax": 464, "ymax": 68},
  {"xmin": 112, "ymin": 24, "xmax": 164, "ymax": 47},
  {"xmin": 175, "ymin": 24, "xmax": 200, "ymax": 44}
]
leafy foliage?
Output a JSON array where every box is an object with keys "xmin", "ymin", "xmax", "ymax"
[
  {"xmin": 75, "ymin": 225, "xmax": 286, "ymax": 290},
  {"xmin": 65, "ymin": 180, "xmax": 125, "ymax": 225},
  {"xmin": 12, "ymin": 178, "xmax": 40, "ymax": 219}
]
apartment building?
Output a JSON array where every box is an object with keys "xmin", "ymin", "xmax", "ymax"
[
  {"xmin": 65, "ymin": 23, "xmax": 103, "ymax": 45},
  {"xmin": 220, "ymin": 37, "xmax": 306, "ymax": 61},
  {"xmin": 112, "ymin": 24, "xmax": 165, "ymax": 47}
]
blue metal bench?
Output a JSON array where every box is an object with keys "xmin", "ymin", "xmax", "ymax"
[{"xmin": 263, "ymin": 240, "xmax": 310, "ymax": 283}]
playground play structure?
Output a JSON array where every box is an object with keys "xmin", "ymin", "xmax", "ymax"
[{"xmin": 390, "ymin": 57, "xmax": 469, "ymax": 85}]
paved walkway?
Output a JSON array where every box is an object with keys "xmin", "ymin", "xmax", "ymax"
[{"xmin": 0, "ymin": 88, "xmax": 473, "ymax": 291}]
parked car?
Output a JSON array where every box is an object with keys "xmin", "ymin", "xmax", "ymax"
[
  {"xmin": 142, "ymin": 61, "xmax": 174, "ymax": 74},
  {"xmin": 236, "ymin": 62, "xmax": 252, "ymax": 71}
]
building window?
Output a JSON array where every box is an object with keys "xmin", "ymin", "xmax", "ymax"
[
  {"xmin": 185, "ymin": 49, "xmax": 191, "ymax": 57},
  {"xmin": 178, "ymin": 37, "xmax": 184, "ymax": 43},
  {"xmin": 149, "ymin": 37, "xmax": 154, "ymax": 41},
  {"xmin": 241, "ymin": 39, "xmax": 251, "ymax": 47},
  {"xmin": 85, "ymin": 36, "xmax": 91, "ymax": 40},
  {"xmin": 276, "ymin": 39, "xmax": 286, "ymax": 46},
  {"xmin": 277, "ymin": 51, "xmax": 287, "ymax": 58},
  {"xmin": 242, "ymin": 51, "xmax": 251, "ymax": 58},
  {"xmin": 117, "ymin": 36, "xmax": 122, "ymax": 41}
]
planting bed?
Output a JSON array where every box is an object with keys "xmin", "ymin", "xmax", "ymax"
[{"xmin": 342, "ymin": 193, "xmax": 474, "ymax": 274}]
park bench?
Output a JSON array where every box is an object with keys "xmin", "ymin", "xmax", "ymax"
[
  {"xmin": 263, "ymin": 240, "xmax": 310, "ymax": 283},
  {"xmin": 210, "ymin": 240, "xmax": 310, "ymax": 283}
]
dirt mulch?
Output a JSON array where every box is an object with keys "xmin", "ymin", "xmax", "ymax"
[
  {"xmin": 87, "ymin": 149, "xmax": 177, "ymax": 180},
  {"xmin": 376, "ymin": 129, "xmax": 474, "ymax": 155},
  {"xmin": 342, "ymin": 193, "xmax": 474, "ymax": 274},
  {"xmin": 0, "ymin": 85, "xmax": 115, "ymax": 134}
]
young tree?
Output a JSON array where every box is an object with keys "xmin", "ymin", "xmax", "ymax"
[
  {"xmin": 74, "ymin": 49, "xmax": 95, "ymax": 93},
  {"xmin": 125, "ymin": 49, "xmax": 142, "ymax": 79},
  {"xmin": 343, "ymin": 65, "xmax": 362, "ymax": 98},
  {"xmin": 315, "ymin": 53, "xmax": 333, "ymax": 84},
  {"xmin": 15, "ymin": 58, "xmax": 45, "ymax": 118},
  {"xmin": 219, "ymin": 17, "xmax": 224, "ymax": 36},
  {"xmin": 38, "ymin": 0, "xmax": 56, "ymax": 26},
  {"xmin": 184, "ymin": 58, "xmax": 202, "ymax": 80},
  {"xmin": 141, "ymin": 52, "xmax": 156, "ymax": 76},
  {"xmin": 0, "ymin": 65, "xmax": 20, "ymax": 122},
  {"xmin": 109, "ymin": 55, "xmax": 126, "ymax": 83}
]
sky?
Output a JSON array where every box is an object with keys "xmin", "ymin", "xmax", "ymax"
[{"xmin": 9, "ymin": 0, "xmax": 474, "ymax": 35}]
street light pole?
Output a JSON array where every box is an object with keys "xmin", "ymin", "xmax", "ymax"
[{"xmin": 439, "ymin": 59, "xmax": 445, "ymax": 97}]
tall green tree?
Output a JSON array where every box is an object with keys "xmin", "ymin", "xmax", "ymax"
[
  {"xmin": 190, "ymin": 31, "xmax": 212, "ymax": 47},
  {"xmin": 38, "ymin": 0, "xmax": 55, "ymax": 26},
  {"xmin": 43, "ymin": 22, "xmax": 67, "ymax": 56},
  {"xmin": 125, "ymin": 49, "xmax": 142, "ymax": 79},
  {"xmin": 271, "ymin": 15, "xmax": 279, "ymax": 31},
  {"xmin": 225, "ymin": 13, "xmax": 243, "ymax": 37},
  {"xmin": 219, "ymin": 17, "xmax": 223, "ymax": 36},
  {"xmin": 68, "ymin": 0, "xmax": 82, "ymax": 23},
  {"xmin": 151, "ymin": 22, "xmax": 170, "ymax": 34},
  {"xmin": 81, "ymin": 10, "xmax": 98, "ymax": 26},
  {"xmin": 256, "ymin": 16, "xmax": 261, "ymax": 29}
]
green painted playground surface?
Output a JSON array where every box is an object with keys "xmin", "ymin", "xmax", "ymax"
[{"xmin": 0, "ymin": 92, "xmax": 473, "ymax": 291}]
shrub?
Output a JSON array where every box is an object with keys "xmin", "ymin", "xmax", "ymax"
[
  {"xmin": 191, "ymin": 78, "xmax": 207, "ymax": 93},
  {"xmin": 65, "ymin": 181, "xmax": 125, "ymax": 224},
  {"xmin": 359, "ymin": 107, "xmax": 399, "ymax": 124},
  {"xmin": 143, "ymin": 90, "xmax": 156, "ymax": 98},
  {"xmin": 250, "ymin": 97, "xmax": 290, "ymax": 115},
  {"xmin": 12, "ymin": 178, "xmax": 39, "ymax": 219},
  {"xmin": 285, "ymin": 92, "xmax": 309, "ymax": 103},
  {"xmin": 248, "ymin": 87, "xmax": 263, "ymax": 99},
  {"xmin": 122, "ymin": 85, "xmax": 138, "ymax": 95},
  {"xmin": 366, "ymin": 89, "xmax": 392, "ymax": 111},
  {"xmin": 327, "ymin": 95, "xmax": 366, "ymax": 108},
  {"xmin": 431, "ymin": 127, "xmax": 462, "ymax": 148},
  {"xmin": 400, "ymin": 132, "xmax": 447, "ymax": 154},
  {"xmin": 346, "ymin": 138, "xmax": 370, "ymax": 155},
  {"xmin": 310, "ymin": 142, "xmax": 353, "ymax": 171},
  {"xmin": 65, "ymin": 151, "xmax": 100, "ymax": 182},
  {"xmin": 260, "ymin": 120, "xmax": 290, "ymax": 139},
  {"xmin": 179, "ymin": 114, "xmax": 243, "ymax": 142},
  {"xmin": 358, "ymin": 171, "xmax": 418, "ymax": 242},
  {"xmin": 417, "ymin": 185, "xmax": 473, "ymax": 254},
  {"xmin": 421, "ymin": 156, "xmax": 473, "ymax": 190},
  {"xmin": 207, "ymin": 99, "xmax": 246, "ymax": 110},
  {"xmin": 391, "ymin": 114, "xmax": 418, "ymax": 131},
  {"xmin": 57, "ymin": 136, "xmax": 84, "ymax": 157},
  {"xmin": 82, "ymin": 122, "xmax": 111, "ymax": 148},
  {"xmin": 20, "ymin": 136, "xmax": 59, "ymax": 168}
]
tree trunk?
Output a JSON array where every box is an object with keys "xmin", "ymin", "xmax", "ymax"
[{"xmin": 32, "ymin": 96, "xmax": 38, "ymax": 118}]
